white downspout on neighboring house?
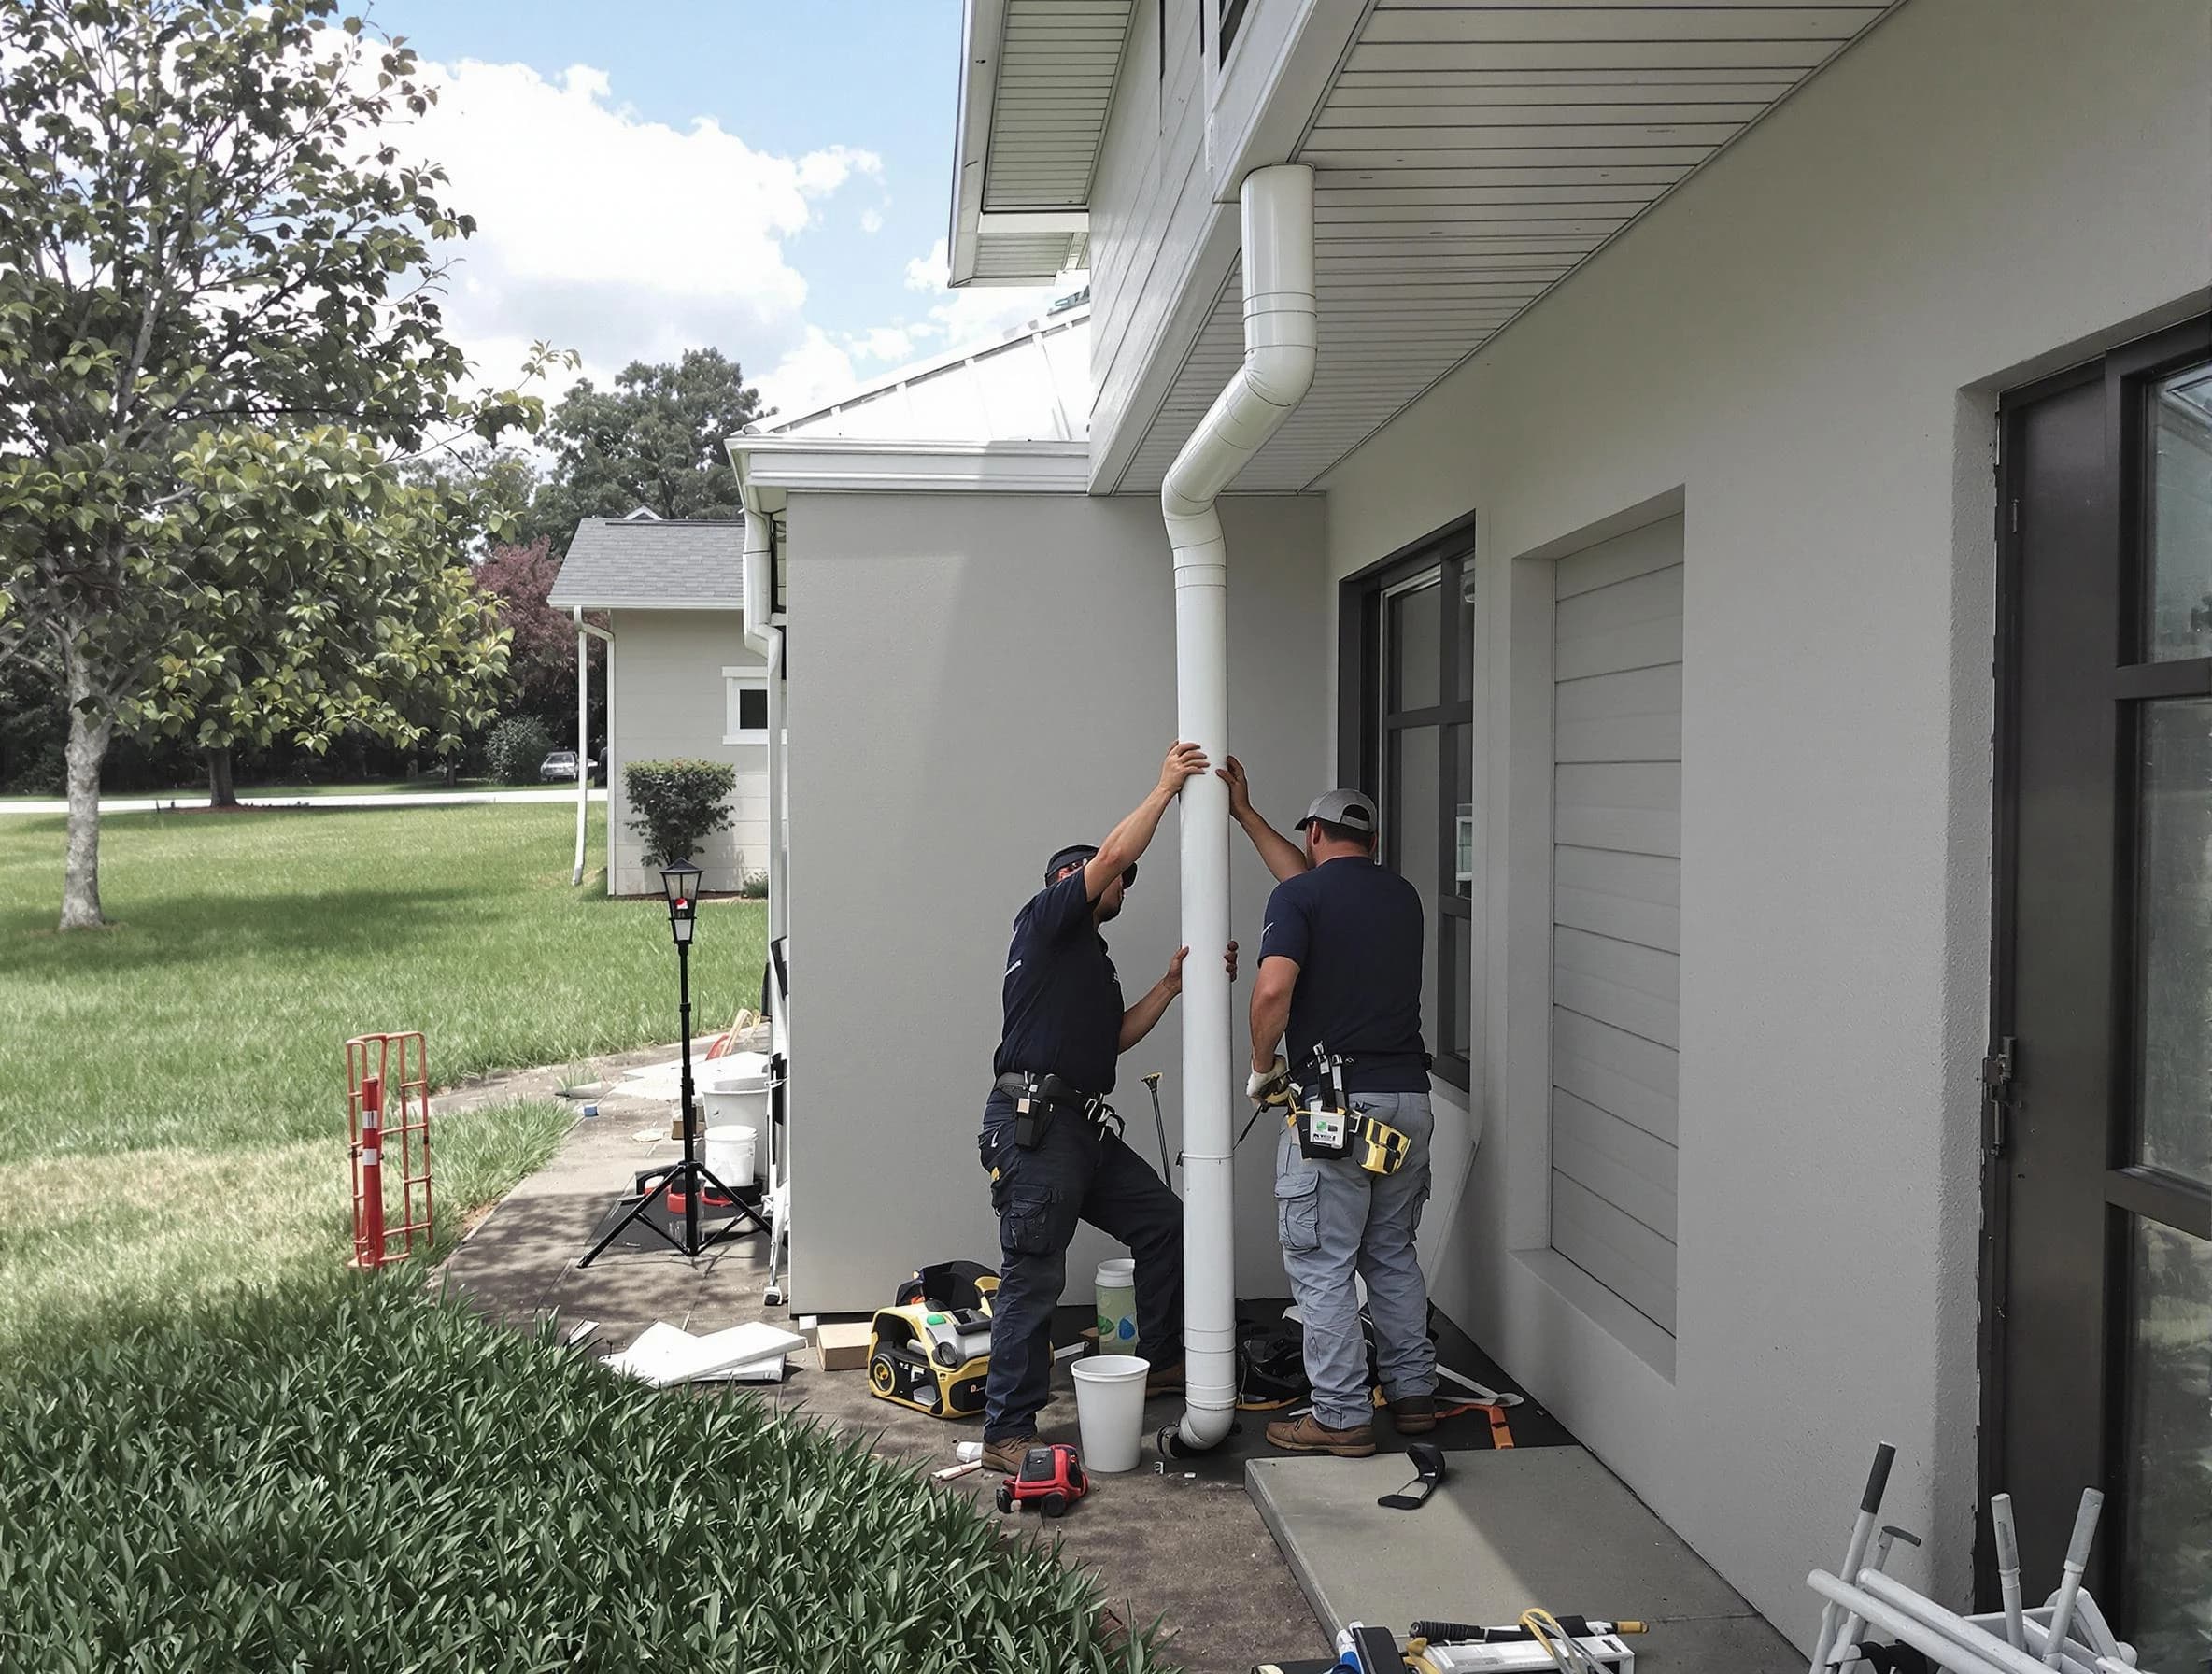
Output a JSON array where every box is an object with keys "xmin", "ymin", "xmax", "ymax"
[
  {"xmin": 570, "ymin": 608, "xmax": 614, "ymax": 888},
  {"xmin": 1156, "ymin": 163, "xmax": 1316, "ymax": 1455}
]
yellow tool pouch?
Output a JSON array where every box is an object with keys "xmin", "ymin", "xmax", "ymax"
[{"xmin": 1285, "ymin": 1107, "xmax": 1410, "ymax": 1176}]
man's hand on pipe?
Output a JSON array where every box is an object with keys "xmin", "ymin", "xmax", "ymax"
[
  {"xmin": 1161, "ymin": 941, "xmax": 1240, "ymax": 996},
  {"xmin": 1156, "ymin": 741, "xmax": 1209, "ymax": 797}
]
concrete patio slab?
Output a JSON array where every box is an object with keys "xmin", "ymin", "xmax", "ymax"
[{"xmin": 1245, "ymin": 1448, "xmax": 1801, "ymax": 1673}]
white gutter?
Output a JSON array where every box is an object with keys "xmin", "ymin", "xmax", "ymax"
[
  {"xmin": 1157, "ymin": 163, "xmax": 1315, "ymax": 1455},
  {"xmin": 570, "ymin": 608, "xmax": 615, "ymax": 887}
]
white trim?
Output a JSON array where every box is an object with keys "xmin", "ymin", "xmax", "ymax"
[
  {"xmin": 978, "ymin": 209, "xmax": 1088, "ymax": 236},
  {"xmin": 721, "ymin": 667, "xmax": 769, "ymax": 746},
  {"xmin": 947, "ymin": 0, "xmax": 1006, "ymax": 288},
  {"xmin": 734, "ymin": 435, "xmax": 1092, "ymax": 495},
  {"xmin": 547, "ymin": 594, "xmax": 746, "ymax": 613},
  {"xmin": 760, "ymin": 305, "xmax": 1089, "ymax": 439}
]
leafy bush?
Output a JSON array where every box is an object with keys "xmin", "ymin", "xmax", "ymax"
[
  {"xmin": 486, "ymin": 715, "xmax": 556, "ymax": 784},
  {"xmin": 0, "ymin": 1281, "xmax": 1166, "ymax": 1672},
  {"xmin": 739, "ymin": 868, "xmax": 769, "ymax": 900},
  {"xmin": 624, "ymin": 758, "xmax": 735, "ymax": 869}
]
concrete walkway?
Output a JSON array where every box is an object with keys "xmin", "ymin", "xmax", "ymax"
[
  {"xmin": 434, "ymin": 1042, "xmax": 1329, "ymax": 1674},
  {"xmin": 0, "ymin": 787, "xmax": 606, "ymax": 815}
]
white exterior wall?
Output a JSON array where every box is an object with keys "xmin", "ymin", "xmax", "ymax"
[
  {"xmin": 1312, "ymin": 0, "xmax": 2210, "ymax": 1649},
  {"xmin": 605, "ymin": 609, "xmax": 769, "ymax": 896},
  {"xmin": 783, "ymin": 490, "xmax": 1329, "ymax": 1312}
]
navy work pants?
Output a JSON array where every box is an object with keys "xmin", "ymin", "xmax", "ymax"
[{"xmin": 977, "ymin": 1089, "xmax": 1184, "ymax": 1443}]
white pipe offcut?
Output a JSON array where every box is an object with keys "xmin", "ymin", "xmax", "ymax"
[{"xmin": 1158, "ymin": 163, "xmax": 1315, "ymax": 1454}]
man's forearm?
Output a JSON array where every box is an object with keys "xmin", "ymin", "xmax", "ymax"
[
  {"xmin": 1249, "ymin": 985, "xmax": 1292, "ymax": 1073},
  {"xmin": 1097, "ymin": 786, "xmax": 1174, "ymax": 875},
  {"xmin": 1121, "ymin": 979, "xmax": 1176, "ymax": 1052},
  {"xmin": 1236, "ymin": 806, "xmax": 1309, "ymax": 883}
]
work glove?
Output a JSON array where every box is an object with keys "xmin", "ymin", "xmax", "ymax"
[{"xmin": 1246, "ymin": 1056, "xmax": 1291, "ymax": 1107}]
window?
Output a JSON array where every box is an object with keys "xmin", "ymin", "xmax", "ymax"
[
  {"xmin": 1339, "ymin": 515, "xmax": 1478, "ymax": 1090},
  {"xmin": 722, "ymin": 669, "xmax": 768, "ymax": 744},
  {"xmin": 1219, "ymin": 0, "xmax": 1250, "ymax": 64}
]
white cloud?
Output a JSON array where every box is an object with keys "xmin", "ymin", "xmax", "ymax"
[
  {"xmin": 401, "ymin": 56, "xmax": 879, "ymax": 396},
  {"xmin": 756, "ymin": 235, "xmax": 1078, "ymax": 418},
  {"xmin": 860, "ymin": 207, "xmax": 885, "ymax": 234}
]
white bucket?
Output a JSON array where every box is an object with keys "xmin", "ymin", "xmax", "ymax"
[
  {"xmin": 1094, "ymin": 1256, "xmax": 1138, "ymax": 1354},
  {"xmin": 699, "ymin": 1054, "xmax": 773, "ymax": 1177},
  {"xmin": 1071, "ymin": 1355, "xmax": 1150, "ymax": 1473},
  {"xmin": 703, "ymin": 1125, "xmax": 756, "ymax": 1187}
]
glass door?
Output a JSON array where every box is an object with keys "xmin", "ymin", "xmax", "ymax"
[{"xmin": 1987, "ymin": 319, "xmax": 2212, "ymax": 1668}]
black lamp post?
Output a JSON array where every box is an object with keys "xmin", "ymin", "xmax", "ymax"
[{"xmin": 578, "ymin": 859, "xmax": 763, "ymax": 1266}]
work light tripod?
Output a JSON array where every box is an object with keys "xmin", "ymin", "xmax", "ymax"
[{"xmin": 578, "ymin": 863, "xmax": 766, "ymax": 1267}]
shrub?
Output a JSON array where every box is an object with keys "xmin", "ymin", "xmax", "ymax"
[
  {"xmin": 0, "ymin": 1280, "xmax": 1168, "ymax": 1672},
  {"xmin": 486, "ymin": 715, "xmax": 556, "ymax": 784},
  {"xmin": 625, "ymin": 759, "xmax": 735, "ymax": 869},
  {"xmin": 739, "ymin": 868, "xmax": 770, "ymax": 900}
]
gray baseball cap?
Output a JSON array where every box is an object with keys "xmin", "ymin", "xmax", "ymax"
[{"xmin": 1297, "ymin": 788, "xmax": 1378, "ymax": 834}]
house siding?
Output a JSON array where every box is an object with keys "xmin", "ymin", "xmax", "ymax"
[
  {"xmin": 782, "ymin": 489, "xmax": 1328, "ymax": 1312},
  {"xmin": 1088, "ymin": 0, "xmax": 1222, "ymax": 482},
  {"xmin": 605, "ymin": 610, "xmax": 769, "ymax": 897},
  {"xmin": 1315, "ymin": 0, "xmax": 2209, "ymax": 1650}
]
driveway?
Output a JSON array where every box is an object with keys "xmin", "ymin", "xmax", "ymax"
[{"xmin": 0, "ymin": 787, "xmax": 607, "ymax": 815}]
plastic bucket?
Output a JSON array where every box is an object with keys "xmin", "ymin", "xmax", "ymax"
[
  {"xmin": 700, "ymin": 1055, "xmax": 772, "ymax": 1176},
  {"xmin": 704, "ymin": 1125, "xmax": 756, "ymax": 1187},
  {"xmin": 1071, "ymin": 1355, "xmax": 1150, "ymax": 1473},
  {"xmin": 1094, "ymin": 1257, "xmax": 1138, "ymax": 1354}
]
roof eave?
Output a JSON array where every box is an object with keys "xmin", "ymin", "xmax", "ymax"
[{"xmin": 946, "ymin": 0, "xmax": 1005, "ymax": 288}]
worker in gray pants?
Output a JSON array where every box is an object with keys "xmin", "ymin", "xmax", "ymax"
[{"xmin": 1222, "ymin": 760, "xmax": 1438, "ymax": 1456}]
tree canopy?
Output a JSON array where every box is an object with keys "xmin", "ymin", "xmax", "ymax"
[
  {"xmin": 0, "ymin": 0, "xmax": 553, "ymax": 926},
  {"xmin": 521, "ymin": 348, "xmax": 762, "ymax": 553}
]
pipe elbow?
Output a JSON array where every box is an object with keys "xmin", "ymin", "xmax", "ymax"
[
  {"xmin": 1165, "ymin": 1392, "xmax": 1237, "ymax": 1456},
  {"xmin": 1244, "ymin": 342, "xmax": 1315, "ymax": 411}
]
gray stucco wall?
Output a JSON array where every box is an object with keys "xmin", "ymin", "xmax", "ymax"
[
  {"xmin": 606, "ymin": 609, "xmax": 769, "ymax": 896},
  {"xmin": 783, "ymin": 490, "xmax": 1329, "ymax": 1313},
  {"xmin": 1315, "ymin": 0, "xmax": 2210, "ymax": 1646}
]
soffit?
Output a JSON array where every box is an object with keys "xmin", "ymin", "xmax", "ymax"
[{"xmin": 1114, "ymin": 1, "xmax": 1899, "ymax": 493}]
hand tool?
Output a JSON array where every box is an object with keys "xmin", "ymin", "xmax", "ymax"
[{"xmin": 1142, "ymin": 1071, "xmax": 1174, "ymax": 1175}]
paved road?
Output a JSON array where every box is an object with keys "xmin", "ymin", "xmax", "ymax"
[{"xmin": 0, "ymin": 787, "xmax": 608, "ymax": 815}]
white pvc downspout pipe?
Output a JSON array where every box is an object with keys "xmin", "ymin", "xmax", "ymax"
[
  {"xmin": 1158, "ymin": 163, "xmax": 1315, "ymax": 1454},
  {"xmin": 570, "ymin": 608, "xmax": 615, "ymax": 887}
]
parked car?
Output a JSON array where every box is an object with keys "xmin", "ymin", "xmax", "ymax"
[{"xmin": 538, "ymin": 749, "xmax": 579, "ymax": 783}]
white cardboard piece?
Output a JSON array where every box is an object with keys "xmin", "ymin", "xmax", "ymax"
[{"xmin": 601, "ymin": 1320, "xmax": 803, "ymax": 1388}]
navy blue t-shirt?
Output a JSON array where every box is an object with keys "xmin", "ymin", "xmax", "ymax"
[
  {"xmin": 1258, "ymin": 857, "xmax": 1427, "ymax": 1094},
  {"xmin": 993, "ymin": 870, "xmax": 1125, "ymax": 1096}
]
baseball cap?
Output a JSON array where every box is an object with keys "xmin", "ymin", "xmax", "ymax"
[
  {"xmin": 1045, "ymin": 844, "xmax": 1138, "ymax": 887},
  {"xmin": 1297, "ymin": 788, "xmax": 1378, "ymax": 835}
]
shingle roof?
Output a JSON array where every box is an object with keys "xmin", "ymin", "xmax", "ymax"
[{"xmin": 546, "ymin": 517, "xmax": 746, "ymax": 610}]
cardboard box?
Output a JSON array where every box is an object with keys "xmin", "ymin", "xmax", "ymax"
[{"xmin": 816, "ymin": 1320, "xmax": 872, "ymax": 1372}]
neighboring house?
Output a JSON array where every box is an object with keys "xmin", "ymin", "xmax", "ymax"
[
  {"xmin": 546, "ymin": 513, "xmax": 766, "ymax": 895},
  {"xmin": 715, "ymin": 1, "xmax": 2207, "ymax": 1663}
]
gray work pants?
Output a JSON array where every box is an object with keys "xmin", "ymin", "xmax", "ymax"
[{"xmin": 1274, "ymin": 1090, "xmax": 1436, "ymax": 1430}]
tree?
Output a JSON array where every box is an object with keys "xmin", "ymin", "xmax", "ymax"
[
  {"xmin": 473, "ymin": 538, "xmax": 605, "ymax": 742},
  {"xmin": 123, "ymin": 428, "xmax": 513, "ymax": 804},
  {"xmin": 0, "ymin": 0, "xmax": 549, "ymax": 928},
  {"xmin": 522, "ymin": 349, "xmax": 762, "ymax": 555}
]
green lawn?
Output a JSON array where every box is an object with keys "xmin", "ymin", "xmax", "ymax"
[{"xmin": 0, "ymin": 802, "xmax": 765, "ymax": 1355}]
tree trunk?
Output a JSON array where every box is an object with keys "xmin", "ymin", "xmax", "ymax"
[
  {"xmin": 60, "ymin": 655, "xmax": 114, "ymax": 930},
  {"xmin": 206, "ymin": 745, "xmax": 237, "ymax": 807}
]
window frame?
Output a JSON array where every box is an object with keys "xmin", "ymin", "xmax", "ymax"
[
  {"xmin": 1338, "ymin": 510, "xmax": 1479, "ymax": 1091},
  {"xmin": 721, "ymin": 667, "xmax": 769, "ymax": 745}
]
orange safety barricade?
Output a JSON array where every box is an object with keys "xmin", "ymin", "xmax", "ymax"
[{"xmin": 345, "ymin": 1033, "xmax": 432, "ymax": 1268}]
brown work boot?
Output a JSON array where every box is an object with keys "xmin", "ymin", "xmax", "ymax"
[
  {"xmin": 1389, "ymin": 1393, "xmax": 1438, "ymax": 1435},
  {"xmin": 981, "ymin": 1434, "xmax": 1037, "ymax": 1475},
  {"xmin": 1265, "ymin": 1413, "xmax": 1377, "ymax": 1457},
  {"xmin": 1143, "ymin": 1360, "xmax": 1185, "ymax": 1397}
]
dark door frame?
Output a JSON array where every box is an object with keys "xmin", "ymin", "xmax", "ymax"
[{"xmin": 1978, "ymin": 311, "xmax": 2212, "ymax": 1607}]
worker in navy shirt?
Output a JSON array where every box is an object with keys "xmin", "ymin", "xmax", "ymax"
[
  {"xmin": 978, "ymin": 742, "xmax": 1239, "ymax": 1473},
  {"xmin": 1223, "ymin": 760, "xmax": 1437, "ymax": 1457}
]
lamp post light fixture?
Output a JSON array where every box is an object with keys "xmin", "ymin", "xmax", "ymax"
[{"xmin": 578, "ymin": 858, "xmax": 763, "ymax": 1266}]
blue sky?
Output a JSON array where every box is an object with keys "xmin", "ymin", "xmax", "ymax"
[{"xmin": 362, "ymin": 1, "xmax": 1071, "ymax": 417}]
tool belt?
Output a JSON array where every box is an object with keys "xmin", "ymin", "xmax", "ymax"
[
  {"xmin": 1286, "ymin": 1103, "xmax": 1410, "ymax": 1175},
  {"xmin": 995, "ymin": 1071, "xmax": 1119, "ymax": 1148}
]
